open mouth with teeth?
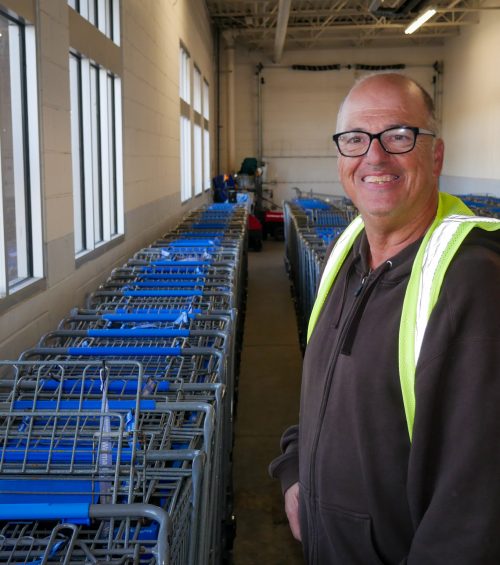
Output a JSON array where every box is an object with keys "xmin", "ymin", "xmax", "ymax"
[{"xmin": 362, "ymin": 174, "xmax": 400, "ymax": 184}]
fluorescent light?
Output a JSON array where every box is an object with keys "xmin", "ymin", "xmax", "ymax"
[{"xmin": 405, "ymin": 8, "xmax": 437, "ymax": 35}]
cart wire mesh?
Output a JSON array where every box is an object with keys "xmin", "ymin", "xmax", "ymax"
[{"xmin": 0, "ymin": 202, "xmax": 247, "ymax": 564}]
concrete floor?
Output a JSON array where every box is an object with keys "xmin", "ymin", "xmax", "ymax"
[{"xmin": 232, "ymin": 240, "xmax": 305, "ymax": 564}]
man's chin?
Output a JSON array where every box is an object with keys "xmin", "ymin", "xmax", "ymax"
[{"xmin": 360, "ymin": 207, "xmax": 395, "ymax": 220}]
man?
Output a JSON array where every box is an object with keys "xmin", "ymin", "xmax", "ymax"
[{"xmin": 270, "ymin": 73, "xmax": 500, "ymax": 564}]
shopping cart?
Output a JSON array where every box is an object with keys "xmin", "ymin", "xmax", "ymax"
[
  {"xmin": 283, "ymin": 197, "xmax": 358, "ymax": 351},
  {"xmin": 0, "ymin": 358, "xmax": 231, "ymax": 564},
  {"xmin": 0, "ymin": 201, "xmax": 249, "ymax": 564},
  {"xmin": 0, "ymin": 378, "xmax": 211, "ymax": 563}
]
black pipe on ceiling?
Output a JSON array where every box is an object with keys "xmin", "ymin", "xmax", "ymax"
[
  {"xmin": 291, "ymin": 63, "xmax": 406, "ymax": 72},
  {"xmin": 370, "ymin": 0, "xmax": 430, "ymax": 18}
]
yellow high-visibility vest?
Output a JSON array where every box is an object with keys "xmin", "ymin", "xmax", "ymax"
[{"xmin": 307, "ymin": 192, "xmax": 500, "ymax": 440}]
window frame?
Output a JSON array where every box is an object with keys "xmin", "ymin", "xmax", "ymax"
[
  {"xmin": 179, "ymin": 45, "xmax": 193, "ymax": 202},
  {"xmin": 0, "ymin": 10, "xmax": 43, "ymax": 301},
  {"xmin": 193, "ymin": 65, "xmax": 202, "ymax": 114},
  {"xmin": 68, "ymin": 0, "xmax": 120, "ymax": 45},
  {"xmin": 202, "ymin": 79, "xmax": 210, "ymax": 191},
  {"xmin": 193, "ymin": 120, "xmax": 203, "ymax": 196},
  {"xmin": 203, "ymin": 126, "xmax": 211, "ymax": 192},
  {"xmin": 69, "ymin": 51, "xmax": 124, "ymax": 259},
  {"xmin": 180, "ymin": 113, "xmax": 192, "ymax": 202},
  {"xmin": 179, "ymin": 47, "xmax": 211, "ymax": 201},
  {"xmin": 179, "ymin": 46, "xmax": 190, "ymax": 104}
]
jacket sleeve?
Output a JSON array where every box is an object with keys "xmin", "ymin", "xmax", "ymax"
[
  {"xmin": 405, "ymin": 230, "xmax": 500, "ymax": 564},
  {"xmin": 268, "ymin": 424, "xmax": 300, "ymax": 494}
]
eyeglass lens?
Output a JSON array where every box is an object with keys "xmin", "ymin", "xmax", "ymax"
[{"xmin": 336, "ymin": 127, "xmax": 416, "ymax": 156}]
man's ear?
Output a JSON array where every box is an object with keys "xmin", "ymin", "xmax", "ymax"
[{"xmin": 433, "ymin": 138, "xmax": 445, "ymax": 178}]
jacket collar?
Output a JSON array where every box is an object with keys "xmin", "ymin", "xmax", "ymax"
[{"xmin": 352, "ymin": 230, "xmax": 424, "ymax": 283}]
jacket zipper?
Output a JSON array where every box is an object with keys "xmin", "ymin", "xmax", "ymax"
[
  {"xmin": 309, "ymin": 268, "xmax": 372, "ymax": 563},
  {"xmin": 354, "ymin": 269, "xmax": 371, "ymax": 296}
]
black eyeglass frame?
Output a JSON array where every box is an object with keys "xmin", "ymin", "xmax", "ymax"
[{"xmin": 332, "ymin": 126, "xmax": 436, "ymax": 157}]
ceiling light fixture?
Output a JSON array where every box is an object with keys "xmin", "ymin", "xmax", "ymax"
[{"xmin": 405, "ymin": 8, "xmax": 437, "ymax": 35}]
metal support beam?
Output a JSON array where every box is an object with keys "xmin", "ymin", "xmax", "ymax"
[
  {"xmin": 223, "ymin": 31, "xmax": 236, "ymax": 171},
  {"xmin": 273, "ymin": 0, "xmax": 291, "ymax": 63},
  {"xmin": 206, "ymin": 0, "xmax": 489, "ymax": 54}
]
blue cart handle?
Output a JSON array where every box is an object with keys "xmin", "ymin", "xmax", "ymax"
[
  {"xmin": 0, "ymin": 502, "xmax": 90, "ymax": 524},
  {"xmin": 193, "ymin": 223, "xmax": 227, "ymax": 229},
  {"xmin": 150, "ymin": 261, "xmax": 211, "ymax": 267},
  {"xmin": 168, "ymin": 239, "xmax": 216, "ymax": 246},
  {"xmin": 87, "ymin": 329, "xmax": 190, "ymax": 337},
  {"xmin": 13, "ymin": 399, "xmax": 156, "ymax": 410},
  {"xmin": 139, "ymin": 274, "xmax": 206, "ymax": 280},
  {"xmin": 68, "ymin": 346, "xmax": 183, "ymax": 356},
  {"xmin": 125, "ymin": 281, "xmax": 202, "ymax": 289},
  {"xmin": 103, "ymin": 313, "xmax": 196, "ymax": 322},
  {"xmin": 113, "ymin": 307, "xmax": 201, "ymax": 315},
  {"xmin": 123, "ymin": 290, "xmax": 203, "ymax": 297}
]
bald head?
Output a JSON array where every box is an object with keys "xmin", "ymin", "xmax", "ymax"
[
  {"xmin": 334, "ymin": 71, "xmax": 444, "ymax": 249},
  {"xmin": 337, "ymin": 73, "xmax": 437, "ymax": 133}
]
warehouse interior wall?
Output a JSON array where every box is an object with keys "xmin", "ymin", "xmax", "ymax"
[
  {"xmin": 229, "ymin": 45, "xmax": 442, "ymax": 203},
  {"xmin": 224, "ymin": 9, "xmax": 500, "ymax": 204},
  {"xmin": 0, "ymin": 0, "xmax": 215, "ymax": 359},
  {"xmin": 440, "ymin": 6, "xmax": 500, "ymax": 197}
]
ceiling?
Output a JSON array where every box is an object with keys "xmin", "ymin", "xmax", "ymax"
[{"xmin": 205, "ymin": 0, "xmax": 499, "ymax": 59}]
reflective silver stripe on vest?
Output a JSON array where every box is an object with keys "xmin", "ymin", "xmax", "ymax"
[{"xmin": 415, "ymin": 215, "xmax": 500, "ymax": 362}]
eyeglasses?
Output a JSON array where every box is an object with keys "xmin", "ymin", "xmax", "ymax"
[{"xmin": 332, "ymin": 126, "xmax": 435, "ymax": 157}]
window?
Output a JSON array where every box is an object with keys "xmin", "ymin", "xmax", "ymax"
[
  {"xmin": 193, "ymin": 66, "xmax": 201, "ymax": 114},
  {"xmin": 179, "ymin": 46, "xmax": 192, "ymax": 202},
  {"xmin": 180, "ymin": 115, "xmax": 192, "ymax": 202},
  {"xmin": 0, "ymin": 10, "xmax": 43, "ymax": 298},
  {"xmin": 68, "ymin": 0, "xmax": 120, "ymax": 44},
  {"xmin": 179, "ymin": 46, "xmax": 190, "ymax": 103},
  {"xmin": 179, "ymin": 48, "xmax": 211, "ymax": 200},
  {"xmin": 193, "ymin": 121, "xmax": 203, "ymax": 195},
  {"xmin": 69, "ymin": 52, "xmax": 123, "ymax": 256},
  {"xmin": 202, "ymin": 80, "xmax": 209, "ymax": 121},
  {"xmin": 193, "ymin": 67, "xmax": 203, "ymax": 195},
  {"xmin": 203, "ymin": 80, "xmax": 211, "ymax": 190},
  {"xmin": 204, "ymin": 128, "xmax": 210, "ymax": 192}
]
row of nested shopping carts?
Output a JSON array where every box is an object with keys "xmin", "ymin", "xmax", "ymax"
[
  {"xmin": 283, "ymin": 197, "xmax": 356, "ymax": 352},
  {"xmin": 0, "ymin": 202, "xmax": 248, "ymax": 564},
  {"xmin": 284, "ymin": 193, "xmax": 500, "ymax": 353},
  {"xmin": 457, "ymin": 193, "xmax": 500, "ymax": 218}
]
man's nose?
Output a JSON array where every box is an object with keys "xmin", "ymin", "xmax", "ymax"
[{"xmin": 365, "ymin": 137, "xmax": 388, "ymax": 161}]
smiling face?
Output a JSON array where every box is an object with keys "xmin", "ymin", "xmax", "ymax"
[{"xmin": 337, "ymin": 74, "xmax": 444, "ymax": 236}]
